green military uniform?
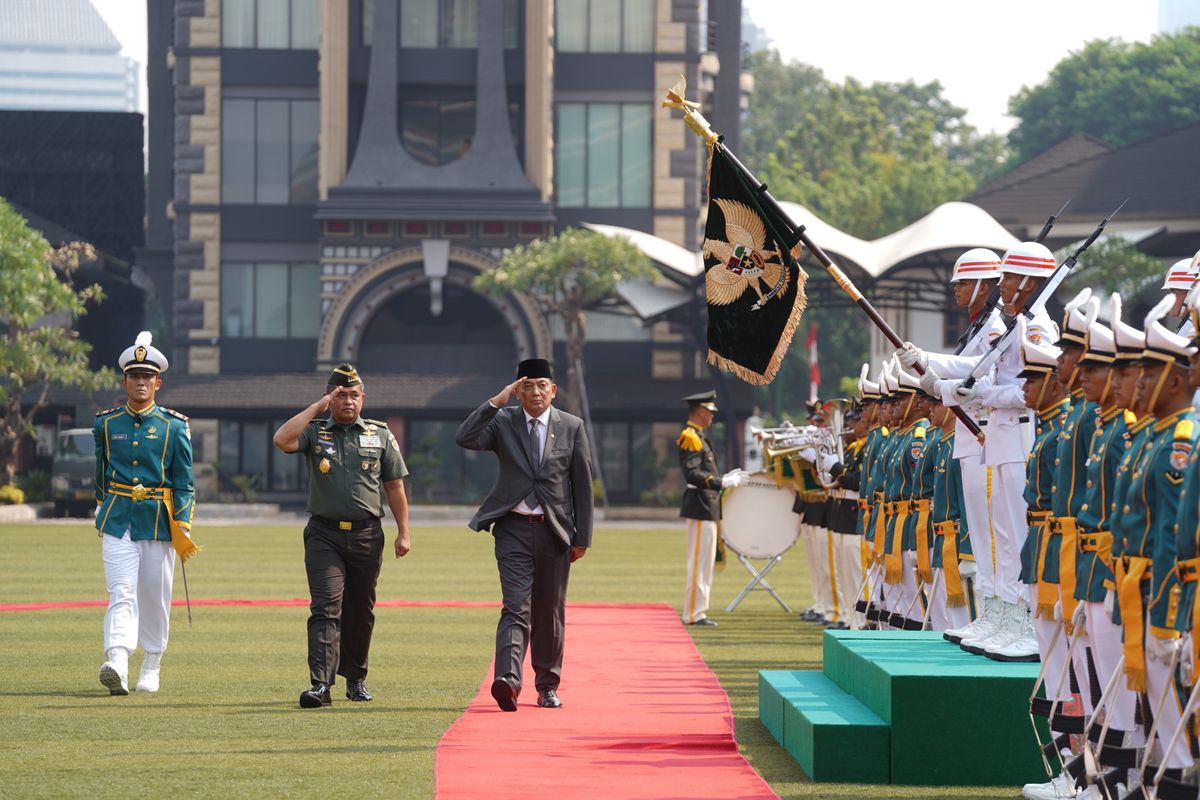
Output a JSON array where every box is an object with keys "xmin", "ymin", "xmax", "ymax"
[
  {"xmin": 94, "ymin": 403, "xmax": 195, "ymax": 541},
  {"xmin": 1074, "ymin": 407, "xmax": 1133, "ymax": 603},
  {"xmin": 931, "ymin": 428, "xmax": 973, "ymax": 611},
  {"xmin": 1108, "ymin": 413, "xmax": 1156, "ymax": 625},
  {"xmin": 291, "ymin": 363, "xmax": 408, "ymax": 699},
  {"xmin": 1022, "ymin": 398, "xmax": 1069, "ymax": 614},
  {"xmin": 1050, "ymin": 390, "xmax": 1097, "ymax": 622}
]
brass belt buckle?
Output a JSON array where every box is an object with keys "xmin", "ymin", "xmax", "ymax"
[
  {"xmin": 131, "ymin": 484, "xmax": 148, "ymax": 502},
  {"xmin": 339, "ymin": 521, "xmax": 353, "ymax": 531}
]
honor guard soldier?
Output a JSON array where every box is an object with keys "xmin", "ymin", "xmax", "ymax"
[
  {"xmin": 857, "ymin": 365, "xmax": 890, "ymax": 626},
  {"xmin": 903, "ymin": 243, "xmax": 1060, "ymax": 654},
  {"xmin": 94, "ymin": 331, "xmax": 196, "ymax": 695},
  {"xmin": 1113, "ymin": 299, "xmax": 1197, "ymax": 786},
  {"xmin": 871, "ymin": 362, "xmax": 906, "ymax": 624},
  {"xmin": 881, "ymin": 365, "xmax": 931, "ymax": 630},
  {"xmin": 1163, "ymin": 253, "xmax": 1200, "ymax": 336},
  {"xmin": 273, "ymin": 363, "xmax": 411, "ymax": 708},
  {"xmin": 929, "ymin": 397, "xmax": 974, "ymax": 631},
  {"xmin": 677, "ymin": 390, "xmax": 747, "ymax": 626}
]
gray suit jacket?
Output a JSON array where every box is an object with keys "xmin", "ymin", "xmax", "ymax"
[{"xmin": 455, "ymin": 402, "xmax": 594, "ymax": 548}]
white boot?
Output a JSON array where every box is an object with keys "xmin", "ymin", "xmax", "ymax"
[
  {"xmin": 987, "ymin": 599, "xmax": 1040, "ymax": 661},
  {"xmin": 961, "ymin": 598, "xmax": 1005, "ymax": 654},
  {"xmin": 136, "ymin": 652, "xmax": 162, "ymax": 693},
  {"xmin": 944, "ymin": 594, "xmax": 985, "ymax": 642},
  {"xmin": 99, "ymin": 647, "xmax": 129, "ymax": 696},
  {"xmin": 1021, "ymin": 770, "xmax": 1077, "ymax": 799}
]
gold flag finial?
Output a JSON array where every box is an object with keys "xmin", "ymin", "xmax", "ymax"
[{"xmin": 661, "ymin": 75, "xmax": 719, "ymax": 145}]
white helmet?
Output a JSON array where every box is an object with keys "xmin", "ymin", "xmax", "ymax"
[
  {"xmin": 950, "ymin": 248, "xmax": 1002, "ymax": 283},
  {"xmin": 1000, "ymin": 242, "xmax": 1056, "ymax": 279},
  {"xmin": 1162, "ymin": 257, "xmax": 1199, "ymax": 291}
]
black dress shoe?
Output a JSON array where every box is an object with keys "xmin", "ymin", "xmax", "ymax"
[
  {"xmin": 345, "ymin": 679, "xmax": 373, "ymax": 702},
  {"xmin": 537, "ymin": 689, "xmax": 563, "ymax": 709},
  {"xmin": 299, "ymin": 682, "xmax": 332, "ymax": 709},
  {"xmin": 686, "ymin": 617, "xmax": 718, "ymax": 626},
  {"xmin": 490, "ymin": 678, "xmax": 518, "ymax": 712}
]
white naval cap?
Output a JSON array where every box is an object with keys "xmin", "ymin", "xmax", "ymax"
[
  {"xmin": 1108, "ymin": 293, "xmax": 1145, "ymax": 365},
  {"xmin": 1142, "ymin": 295, "xmax": 1196, "ymax": 368},
  {"xmin": 882, "ymin": 360, "xmax": 900, "ymax": 395},
  {"xmin": 895, "ymin": 364, "xmax": 922, "ymax": 395},
  {"xmin": 1018, "ymin": 317, "xmax": 1063, "ymax": 378},
  {"xmin": 119, "ymin": 331, "xmax": 168, "ymax": 374},
  {"xmin": 1080, "ymin": 318, "xmax": 1115, "ymax": 367},
  {"xmin": 859, "ymin": 363, "xmax": 881, "ymax": 400},
  {"xmin": 1055, "ymin": 288, "xmax": 1098, "ymax": 348}
]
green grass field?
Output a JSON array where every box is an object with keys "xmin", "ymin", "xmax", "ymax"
[{"xmin": 0, "ymin": 524, "xmax": 1013, "ymax": 799}]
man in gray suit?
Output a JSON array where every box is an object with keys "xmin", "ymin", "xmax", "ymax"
[{"xmin": 456, "ymin": 358, "xmax": 593, "ymax": 712}]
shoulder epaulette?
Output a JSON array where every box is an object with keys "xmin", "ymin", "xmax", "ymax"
[
  {"xmin": 677, "ymin": 427, "xmax": 703, "ymax": 452},
  {"xmin": 364, "ymin": 418, "xmax": 389, "ymax": 427},
  {"xmin": 1175, "ymin": 419, "xmax": 1194, "ymax": 440},
  {"xmin": 161, "ymin": 407, "xmax": 190, "ymax": 422},
  {"xmin": 913, "ymin": 426, "xmax": 926, "ymax": 439},
  {"xmin": 880, "ymin": 426, "xmax": 890, "ymax": 436},
  {"xmin": 95, "ymin": 407, "xmax": 121, "ymax": 417},
  {"xmin": 1124, "ymin": 410, "xmax": 1137, "ymax": 426}
]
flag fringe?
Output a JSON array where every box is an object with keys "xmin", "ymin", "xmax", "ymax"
[{"xmin": 706, "ymin": 266, "xmax": 809, "ymax": 385}]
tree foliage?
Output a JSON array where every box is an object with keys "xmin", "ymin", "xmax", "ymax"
[
  {"xmin": 475, "ymin": 229, "xmax": 655, "ymax": 415},
  {"xmin": 1008, "ymin": 28, "xmax": 1200, "ymax": 161},
  {"xmin": 1060, "ymin": 238, "xmax": 1169, "ymax": 322},
  {"xmin": 0, "ymin": 197, "xmax": 118, "ymax": 485}
]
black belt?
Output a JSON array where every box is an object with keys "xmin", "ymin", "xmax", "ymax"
[
  {"xmin": 977, "ymin": 416, "xmax": 1030, "ymax": 426},
  {"xmin": 311, "ymin": 514, "xmax": 380, "ymax": 531},
  {"xmin": 506, "ymin": 511, "xmax": 547, "ymax": 524}
]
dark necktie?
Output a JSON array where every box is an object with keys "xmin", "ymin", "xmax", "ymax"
[{"xmin": 526, "ymin": 419, "xmax": 541, "ymax": 510}]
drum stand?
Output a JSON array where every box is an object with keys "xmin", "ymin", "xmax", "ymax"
[{"xmin": 726, "ymin": 553, "xmax": 792, "ymax": 613}]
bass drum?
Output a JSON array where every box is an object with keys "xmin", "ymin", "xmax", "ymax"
[{"xmin": 721, "ymin": 473, "xmax": 802, "ymax": 559}]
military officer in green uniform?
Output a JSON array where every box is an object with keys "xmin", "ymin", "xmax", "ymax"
[
  {"xmin": 677, "ymin": 390, "xmax": 746, "ymax": 626},
  {"xmin": 273, "ymin": 363, "xmax": 411, "ymax": 708},
  {"xmin": 94, "ymin": 331, "xmax": 195, "ymax": 696}
]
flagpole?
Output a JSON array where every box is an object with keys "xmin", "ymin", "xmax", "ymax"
[{"xmin": 663, "ymin": 79, "xmax": 985, "ymax": 443}]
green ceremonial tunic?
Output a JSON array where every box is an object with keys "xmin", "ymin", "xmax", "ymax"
[
  {"xmin": 1142, "ymin": 410, "xmax": 1197, "ymax": 634},
  {"xmin": 1074, "ymin": 407, "xmax": 1131, "ymax": 603},
  {"xmin": 1172, "ymin": 416, "xmax": 1200, "ymax": 634},
  {"xmin": 931, "ymin": 430, "xmax": 971, "ymax": 567},
  {"xmin": 860, "ymin": 425, "xmax": 889, "ymax": 540},
  {"xmin": 882, "ymin": 418, "xmax": 928, "ymax": 556},
  {"xmin": 1052, "ymin": 392, "xmax": 1098, "ymax": 519},
  {"xmin": 296, "ymin": 416, "xmax": 408, "ymax": 520},
  {"xmin": 1108, "ymin": 415, "xmax": 1156, "ymax": 625},
  {"xmin": 902, "ymin": 420, "xmax": 934, "ymax": 553},
  {"xmin": 94, "ymin": 403, "xmax": 194, "ymax": 540},
  {"xmin": 1021, "ymin": 399, "xmax": 1069, "ymax": 584}
]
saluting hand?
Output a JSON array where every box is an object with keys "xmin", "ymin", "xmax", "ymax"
[
  {"xmin": 490, "ymin": 378, "xmax": 526, "ymax": 408},
  {"xmin": 315, "ymin": 389, "xmax": 338, "ymax": 413}
]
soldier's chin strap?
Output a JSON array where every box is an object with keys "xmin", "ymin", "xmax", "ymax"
[
  {"xmin": 1035, "ymin": 373, "xmax": 1050, "ymax": 411},
  {"xmin": 1145, "ymin": 361, "xmax": 1175, "ymax": 414},
  {"xmin": 967, "ymin": 279, "xmax": 982, "ymax": 308}
]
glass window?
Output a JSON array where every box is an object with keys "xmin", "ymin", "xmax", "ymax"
[
  {"xmin": 596, "ymin": 422, "xmax": 631, "ymax": 493},
  {"xmin": 555, "ymin": 104, "xmax": 585, "ymax": 207},
  {"xmin": 289, "ymin": 262, "xmax": 320, "ymax": 337},
  {"xmin": 222, "ymin": 0, "xmax": 256, "ymax": 47},
  {"xmin": 502, "ymin": 0, "xmax": 521, "ymax": 48},
  {"xmin": 442, "ymin": 0, "xmax": 476, "ymax": 48},
  {"xmin": 556, "ymin": 103, "xmax": 648, "ymax": 208},
  {"xmin": 377, "ymin": 0, "xmax": 518, "ymax": 48},
  {"xmin": 555, "ymin": 0, "xmax": 654, "ymax": 52},
  {"xmin": 221, "ymin": 262, "xmax": 255, "ymax": 337},
  {"xmin": 362, "ymin": 0, "xmax": 375, "ymax": 44},
  {"xmin": 221, "ymin": 99, "xmax": 256, "ymax": 204},
  {"xmin": 290, "ymin": 0, "xmax": 320, "ymax": 48},
  {"xmin": 218, "ymin": 420, "xmax": 240, "ymax": 475},
  {"xmin": 399, "ymin": 99, "xmax": 480, "ymax": 166},
  {"xmin": 256, "ymin": 0, "xmax": 290, "ymax": 48},
  {"xmin": 255, "ymin": 100, "xmax": 289, "ymax": 204},
  {"xmin": 240, "ymin": 421, "xmax": 269, "ymax": 489},
  {"xmin": 400, "ymin": 0, "xmax": 438, "ymax": 47},
  {"xmin": 270, "ymin": 419, "xmax": 301, "ymax": 489},
  {"xmin": 254, "ymin": 262, "xmax": 290, "ymax": 337},
  {"xmin": 289, "ymin": 100, "xmax": 319, "ymax": 204}
]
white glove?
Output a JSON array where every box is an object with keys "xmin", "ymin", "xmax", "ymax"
[
  {"xmin": 721, "ymin": 469, "xmax": 749, "ymax": 489},
  {"xmin": 919, "ymin": 366, "xmax": 941, "ymax": 396},
  {"xmin": 950, "ymin": 380, "xmax": 978, "ymax": 403},
  {"xmin": 958, "ymin": 559, "xmax": 977, "ymax": 579},
  {"xmin": 897, "ymin": 342, "xmax": 928, "ymax": 370},
  {"xmin": 1145, "ymin": 633, "xmax": 1182, "ymax": 666},
  {"xmin": 1104, "ymin": 590, "xmax": 1114, "ymax": 617},
  {"xmin": 1181, "ymin": 636, "xmax": 1195, "ymax": 687},
  {"xmin": 798, "ymin": 447, "xmax": 818, "ymax": 463},
  {"xmin": 1052, "ymin": 601, "xmax": 1062, "ymax": 622}
]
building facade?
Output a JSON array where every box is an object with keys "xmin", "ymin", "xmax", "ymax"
[{"xmin": 147, "ymin": 0, "xmax": 749, "ymax": 503}]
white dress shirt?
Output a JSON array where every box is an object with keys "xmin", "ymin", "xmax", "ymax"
[{"xmin": 513, "ymin": 407, "xmax": 551, "ymax": 514}]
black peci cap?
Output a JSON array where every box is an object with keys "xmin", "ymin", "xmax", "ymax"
[{"xmin": 517, "ymin": 358, "xmax": 554, "ymax": 380}]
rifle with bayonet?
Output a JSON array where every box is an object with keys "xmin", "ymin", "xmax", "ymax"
[
  {"xmin": 954, "ymin": 200, "xmax": 1069, "ymax": 356},
  {"xmin": 958, "ymin": 199, "xmax": 1128, "ymax": 391}
]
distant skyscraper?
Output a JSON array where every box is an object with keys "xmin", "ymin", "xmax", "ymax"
[
  {"xmin": 0, "ymin": 0, "xmax": 138, "ymax": 112},
  {"xmin": 1160, "ymin": 0, "xmax": 1200, "ymax": 33}
]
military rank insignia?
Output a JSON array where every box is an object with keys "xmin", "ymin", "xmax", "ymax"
[
  {"xmin": 319, "ymin": 458, "xmax": 331, "ymax": 474},
  {"xmin": 1171, "ymin": 441, "xmax": 1191, "ymax": 472}
]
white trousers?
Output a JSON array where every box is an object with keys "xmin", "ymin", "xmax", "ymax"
[
  {"xmin": 990, "ymin": 461, "xmax": 1029, "ymax": 604},
  {"xmin": 801, "ymin": 524, "xmax": 836, "ymax": 619},
  {"xmin": 928, "ymin": 567, "xmax": 969, "ymax": 632},
  {"xmin": 1144, "ymin": 629, "xmax": 1193, "ymax": 769},
  {"xmin": 832, "ymin": 532, "xmax": 863, "ymax": 628},
  {"xmin": 886, "ymin": 551, "xmax": 921, "ymax": 623},
  {"xmin": 1030, "ymin": 585, "xmax": 1071, "ymax": 701},
  {"xmin": 958, "ymin": 456, "xmax": 995, "ymax": 600},
  {"xmin": 101, "ymin": 531, "xmax": 175, "ymax": 654},
  {"xmin": 683, "ymin": 518, "xmax": 717, "ymax": 624},
  {"xmin": 1085, "ymin": 596, "xmax": 1136, "ymax": 730}
]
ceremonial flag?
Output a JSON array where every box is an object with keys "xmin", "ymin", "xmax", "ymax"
[
  {"xmin": 701, "ymin": 145, "xmax": 807, "ymax": 385},
  {"xmin": 806, "ymin": 323, "xmax": 820, "ymax": 403}
]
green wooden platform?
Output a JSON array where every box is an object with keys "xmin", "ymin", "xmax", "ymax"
[{"xmin": 759, "ymin": 630, "xmax": 1051, "ymax": 785}]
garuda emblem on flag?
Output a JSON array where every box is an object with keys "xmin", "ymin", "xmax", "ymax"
[{"xmin": 702, "ymin": 146, "xmax": 807, "ymax": 385}]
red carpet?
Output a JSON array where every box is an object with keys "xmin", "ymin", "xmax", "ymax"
[
  {"xmin": 0, "ymin": 599, "xmax": 674, "ymax": 613},
  {"xmin": 434, "ymin": 604, "xmax": 777, "ymax": 800}
]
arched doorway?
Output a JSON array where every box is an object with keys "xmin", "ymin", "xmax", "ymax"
[{"xmin": 357, "ymin": 280, "xmax": 517, "ymax": 373}]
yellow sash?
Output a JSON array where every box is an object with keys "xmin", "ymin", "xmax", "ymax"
[
  {"xmin": 936, "ymin": 520, "xmax": 966, "ymax": 607},
  {"xmin": 1034, "ymin": 519, "xmax": 1056, "ymax": 619},
  {"xmin": 885, "ymin": 504, "xmax": 909, "ymax": 585},
  {"xmin": 108, "ymin": 482, "xmax": 199, "ymax": 562},
  {"xmin": 1115, "ymin": 556, "xmax": 1152, "ymax": 693},
  {"xmin": 1180, "ymin": 557, "xmax": 1200, "ymax": 675},
  {"xmin": 914, "ymin": 499, "xmax": 933, "ymax": 585},
  {"xmin": 872, "ymin": 494, "xmax": 887, "ymax": 565},
  {"xmin": 1055, "ymin": 516, "xmax": 1080, "ymax": 631}
]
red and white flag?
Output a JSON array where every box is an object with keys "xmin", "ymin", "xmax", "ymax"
[{"xmin": 806, "ymin": 323, "xmax": 819, "ymax": 403}]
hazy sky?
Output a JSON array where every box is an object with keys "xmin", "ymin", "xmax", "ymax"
[
  {"xmin": 742, "ymin": 0, "xmax": 1159, "ymax": 134},
  {"xmin": 92, "ymin": 1, "xmax": 1162, "ymax": 133}
]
